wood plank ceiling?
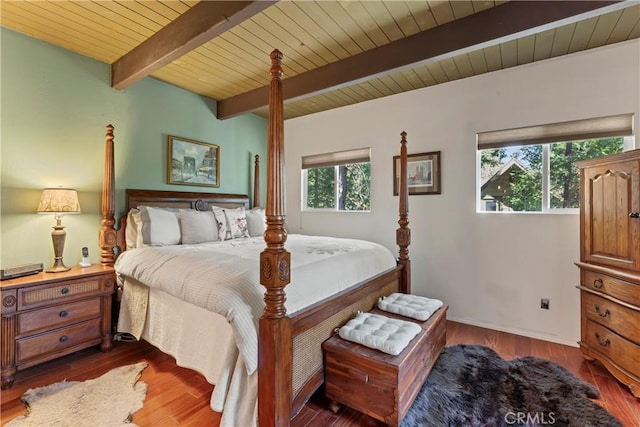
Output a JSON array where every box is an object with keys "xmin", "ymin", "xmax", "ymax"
[{"xmin": 1, "ymin": 1, "xmax": 639, "ymax": 120}]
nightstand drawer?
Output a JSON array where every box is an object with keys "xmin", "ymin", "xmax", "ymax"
[
  {"xmin": 16, "ymin": 318, "xmax": 102, "ymax": 364},
  {"xmin": 17, "ymin": 298, "xmax": 102, "ymax": 336},
  {"xmin": 17, "ymin": 276, "xmax": 105, "ymax": 310}
]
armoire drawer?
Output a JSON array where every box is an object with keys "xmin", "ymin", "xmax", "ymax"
[
  {"xmin": 584, "ymin": 320, "xmax": 640, "ymax": 378},
  {"xmin": 582, "ymin": 270, "xmax": 640, "ymax": 307},
  {"xmin": 17, "ymin": 298, "xmax": 102, "ymax": 336}
]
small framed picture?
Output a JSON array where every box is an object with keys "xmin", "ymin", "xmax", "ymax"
[
  {"xmin": 168, "ymin": 135, "xmax": 220, "ymax": 187},
  {"xmin": 393, "ymin": 151, "xmax": 441, "ymax": 195}
]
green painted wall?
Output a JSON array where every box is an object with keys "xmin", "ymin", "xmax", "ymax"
[{"xmin": 0, "ymin": 28, "xmax": 267, "ymax": 268}]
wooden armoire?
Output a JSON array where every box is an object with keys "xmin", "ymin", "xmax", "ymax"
[{"xmin": 575, "ymin": 149, "xmax": 640, "ymax": 398}]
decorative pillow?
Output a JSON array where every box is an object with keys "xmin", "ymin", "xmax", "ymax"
[
  {"xmin": 212, "ymin": 206, "xmax": 250, "ymax": 240},
  {"xmin": 377, "ymin": 293, "xmax": 443, "ymax": 321},
  {"xmin": 180, "ymin": 210, "xmax": 218, "ymax": 244},
  {"xmin": 338, "ymin": 312, "xmax": 421, "ymax": 356},
  {"xmin": 246, "ymin": 208, "xmax": 266, "ymax": 237},
  {"xmin": 212, "ymin": 206, "xmax": 230, "ymax": 241},
  {"xmin": 225, "ymin": 208, "xmax": 250, "ymax": 239},
  {"xmin": 138, "ymin": 206, "xmax": 181, "ymax": 246}
]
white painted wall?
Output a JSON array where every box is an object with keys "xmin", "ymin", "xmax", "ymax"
[{"xmin": 284, "ymin": 40, "xmax": 640, "ymax": 346}]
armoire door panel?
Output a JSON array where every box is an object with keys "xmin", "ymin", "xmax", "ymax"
[{"xmin": 583, "ymin": 159, "xmax": 639, "ymax": 271}]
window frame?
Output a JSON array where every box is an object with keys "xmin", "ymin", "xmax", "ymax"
[
  {"xmin": 301, "ymin": 148, "xmax": 372, "ymax": 213},
  {"xmin": 476, "ymin": 114, "xmax": 635, "ymax": 214}
]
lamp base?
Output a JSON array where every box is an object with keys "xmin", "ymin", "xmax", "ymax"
[
  {"xmin": 47, "ymin": 220, "xmax": 70, "ymax": 273},
  {"xmin": 46, "ymin": 259, "xmax": 70, "ymax": 273}
]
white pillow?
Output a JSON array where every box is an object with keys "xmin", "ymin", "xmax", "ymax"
[
  {"xmin": 180, "ymin": 210, "xmax": 218, "ymax": 244},
  {"xmin": 212, "ymin": 206, "xmax": 250, "ymax": 240},
  {"xmin": 246, "ymin": 208, "xmax": 266, "ymax": 237},
  {"xmin": 125, "ymin": 208, "xmax": 142, "ymax": 250},
  {"xmin": 139, "ymin": 206, "xmax": 181, "ymax": 246}
]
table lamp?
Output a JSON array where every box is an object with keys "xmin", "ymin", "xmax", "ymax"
[{"xmin": 37, "ymin": 188, "xmax": 81, "ymax": 272}]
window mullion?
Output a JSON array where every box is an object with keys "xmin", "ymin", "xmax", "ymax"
[
  {"xmin": 334, "ymin": 165, "xmax": 340, "ymax": 211},
  {"xmin": 302, "ymin": 169, "xmax": 308, "ymax": 209},
  {"xmin": 542, "ymin": 144, "xmax": 550, "ymax": 211}
]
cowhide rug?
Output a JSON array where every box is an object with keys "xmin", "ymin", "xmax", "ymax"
[
  {"xmin": 402, "ymin": 345, "xmax": 621, "ymax": 427},
  {"xmin": 6, "ymin": 362, "xmax": 148, "ymax": 427}
]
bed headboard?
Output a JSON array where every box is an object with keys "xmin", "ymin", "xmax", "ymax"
[{"xmin": 125, "ymin": 189, "xmax": 250, "ymax": 212}]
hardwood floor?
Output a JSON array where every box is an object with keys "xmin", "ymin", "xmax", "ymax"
[{"xmin": 2, "ymin": 321, "xmax": 638, "ymax": 426}]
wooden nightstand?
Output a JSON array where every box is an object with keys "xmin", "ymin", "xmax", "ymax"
[{"xmin": 1, "ymin": 265, "xmax": 115, "ymax": 389}]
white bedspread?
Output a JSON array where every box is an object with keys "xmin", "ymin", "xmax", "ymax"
[{"xmin": 114, "ymin": 234, "xmax": 396, "ymax": 375}]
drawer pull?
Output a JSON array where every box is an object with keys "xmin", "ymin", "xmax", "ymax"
[
  {"xmin": 594, "ymin": 332, "xmax": 610, "ymax": 347},
  {"xmin": 594, "ymin": 304, "xmax": 610, "ymax": 318},
  {"xmin": 59, "ymin": 335, "xmax": 68, "ymax": 343},
  {"xmin": 61, "ymin": 287, "xmax": 70, "ymax": 295},
  {"xmin": 59, "ymin": 310, "xmax": 68, "ymax": 318},
  {"xmin": 593, "ymin": 278, "xmax": 603, "ymax": 289},
  {"xmin": 629, "ymin": 212, "xmax": 640, "ymax": 218}
]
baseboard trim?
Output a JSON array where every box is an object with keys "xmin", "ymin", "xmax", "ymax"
[{"xmin": 447, "ymin": 316, "xmax": 579, "ymax": 348}]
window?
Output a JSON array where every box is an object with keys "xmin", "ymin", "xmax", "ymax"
[
  {"xmin": 477, "ymin": 114, "xmax": 634, "ymax": 213},
  {"xmin": 302, "ymin": 148, "xmax": 371, "ymax": 212}
]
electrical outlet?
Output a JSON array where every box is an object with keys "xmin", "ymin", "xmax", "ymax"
[{"xmin": 540, "ymin": 298, "xmax": 550, "ymax": 310}]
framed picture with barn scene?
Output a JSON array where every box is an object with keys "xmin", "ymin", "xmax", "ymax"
[
  {"xmin": 168, "ymin": 135, "xmax": 220, "ymax": 187},
  {"xmin": 393, "ymin": 151, "xmax": 441, "ymax": 195}
]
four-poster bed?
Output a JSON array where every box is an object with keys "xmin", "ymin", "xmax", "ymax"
[{"xmin": 98, "ymin": 50, "xmax": 418, "ymax": 426}]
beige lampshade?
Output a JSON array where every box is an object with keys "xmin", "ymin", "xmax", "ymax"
[{"xmin": 37, "ymin": 188, "xmax": 81, "ymax": 214}]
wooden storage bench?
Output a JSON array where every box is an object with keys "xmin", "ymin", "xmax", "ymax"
[{"xmin": 323, "ymin": 305, "xmax": 448, "ymax": 426}]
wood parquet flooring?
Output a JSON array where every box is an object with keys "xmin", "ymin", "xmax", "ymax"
[{"xmin": 2, "ymin": 321, "xmax": 638, "ymax": 426}]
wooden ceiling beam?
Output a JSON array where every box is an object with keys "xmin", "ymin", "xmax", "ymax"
[
  {"xmin": 217, "ymin": 0, "xmax": 627, "ymax": 119},
  {"xmin": 112, "ymin": 1, "xmax": 276, "ymax": 90}
]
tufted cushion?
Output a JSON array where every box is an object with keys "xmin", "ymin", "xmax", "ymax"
[
  {"xmin": 377, "ymin": 293, "xmax": 443, "ymax": 321},
  {"xmin": 338, "ymin": 312, "xmax": 421, "ymax": 356}
]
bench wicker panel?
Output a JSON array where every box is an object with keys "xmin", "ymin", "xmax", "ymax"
[{"xmin": 292, "ymin": 280, "xmax": 398, "ymax": 397}]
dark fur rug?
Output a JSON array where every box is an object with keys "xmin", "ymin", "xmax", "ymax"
[{"xmin": 401, "ymin": 345, "xmax": 622, "ymax": 427}]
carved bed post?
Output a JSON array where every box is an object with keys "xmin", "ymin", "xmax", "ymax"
[
  {"xmin": 397, "ymin": 131, "xmax": 411, "ymax": 293},
  {"xmin": 99, "ymin": 124, "xmax": 117, "ymax": 267},
  {"xmin": 258, "ymin": 49, "xmax": 292, "ymax": 427},
  {"xmin": 254, "ymin": 154, "xmax": 261, "ymax": 208}
]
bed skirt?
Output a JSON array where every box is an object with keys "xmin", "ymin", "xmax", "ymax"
[{"xmin": 117, "ymin": 278, "xmax": 258, "ymax": 427}]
